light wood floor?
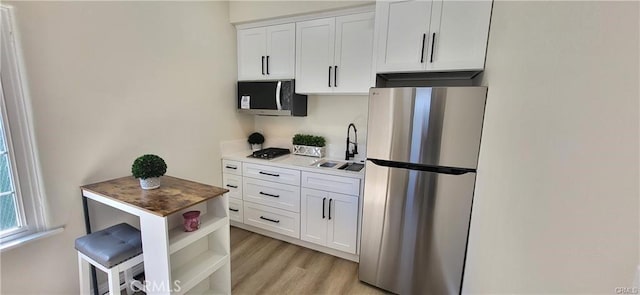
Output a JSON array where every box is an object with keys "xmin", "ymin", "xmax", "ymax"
[{"xmin": 230, "ymin": 226, "xmax": 387, "ymax": 295}]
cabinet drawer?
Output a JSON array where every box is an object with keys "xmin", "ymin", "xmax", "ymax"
[
  {"xmin": 244, "ymin": 202, "xmax": 300, "ymax": 238},
  {"xmin": 222, "ymin": 174, "xmax": 242, "ymax": 200},
  {"xmin": 301, "ymin": 172, "xmax": 360, "ymax": 196},
  {"xmin": 228, "ymin": 198, "xmax": 243, "ymax": 223},
  {"xmin": 243, "ymin": 163, "xmax": 300, "ymax": 186},
  {"xmin": 243, "ymin": 178, "xmax": 300, "ymax": 213},
  {"xmin": 222, "ymin": 160, "xmax": 242, "ymax": 176}
]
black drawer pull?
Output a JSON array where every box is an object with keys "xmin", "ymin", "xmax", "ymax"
[
  {"xmin": 328, "ymin": 198, "xmax": 332, "ymax": 220},
  {"xmin": 322, "ymin": 197, "xmax": 326, "ymax": 219},
  {"xmin": 430, "ymin": 32, "xmax": 436, "ymax": 63},
  {"xmin": 420, "ymin": 33, "xmax": 426, "ymax": 63},
  {"xmin": 260, "ymin": 216, "xmax": 280, "ymax": 223},
  {"xmin": 259, "ymin": 171, "xmax": 280, "ymax": 177},
  {"xmin": 225, "ymin": 165, "xmax": 237, "ymax": 170},
  {"xmin": 229, "ymin": 208, "xmax": 239, "ymax": 212},
  {"xmin": 226, "ymin": 184, "xmax": 238, "ymax": 189},
  {"xmin": 266, "ymin": 55, "xmax": 270, "ymax": 75},
  {"xmin": 259, "ymin": 191, "xmax": 280, "ymax": 198}
]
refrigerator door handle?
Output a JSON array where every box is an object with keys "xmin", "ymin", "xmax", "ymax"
[{"xmin": 367, "ymin": 158, "xmax": 475, "ymax": 175}]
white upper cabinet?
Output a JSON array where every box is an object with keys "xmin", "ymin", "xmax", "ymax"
[
  {"xmin": 295, "ymin": 18, "xmax": 335, "ymax": 94},
  {"xmin": 375, "ymin": 1, "xmax": 432, "ymax": 73},
  {"xmin": 375, "ymin": 0, "xmax": 492, "ymax": 73},
  {"xmin": 296, "ymin": 12, "xmax": 375, "ymax": 95},
  {"xmin": 237, "ymin": 23, "xmax": 295, "ymax": 81}
]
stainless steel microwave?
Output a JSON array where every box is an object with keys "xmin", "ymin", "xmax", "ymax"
[{"xmin": 237, "ymin": 80, "xmax": 307, "ymax": 116}]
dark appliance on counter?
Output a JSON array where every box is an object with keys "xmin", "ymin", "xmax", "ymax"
[
  {"xmin": 359, "ymin": 86, "xmax": 487, "ymax": 294},
  {"xmin": 247, "ymin": 147, "xmax": 291, "ymax": 160},
  {"xmin": 237, "ymin": 80, "xmax": 307, "ymax": 116}
]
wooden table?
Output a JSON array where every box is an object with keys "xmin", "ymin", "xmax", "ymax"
[{"xmin": 80, "ymin": 176, "xmax": 230, "ymax": 294}]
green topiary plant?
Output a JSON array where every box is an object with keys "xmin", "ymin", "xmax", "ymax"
[
  {"xmin": 248, "ymin": 132, "xmax": 265, "ymax": 145},
  {"xmin": 292, "ymin": 134, "xmax": 326, "ymax": 147},
  {"xmin": 131, "ymin": 154, "xmax": 167, "ymax": 179}
]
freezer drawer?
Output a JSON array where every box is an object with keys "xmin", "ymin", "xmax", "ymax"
[{"xmin": 359, "ymin": 161, "xmax": 476, "ymax": 294}]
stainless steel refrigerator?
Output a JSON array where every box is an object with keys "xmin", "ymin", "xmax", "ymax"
[{"xmin": 359, "ymin": 87, "xmax": 487, "ymax": 294}]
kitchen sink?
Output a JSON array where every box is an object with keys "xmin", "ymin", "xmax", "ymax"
[
  {"xmin": 311, "ymin": 159, "xmax": 365, "ymax": 172},
  {"xmin": 337, "ymin": 162, "xmax": 365, "ymax": 172},
  {"xmin": 312, "ymin": 159, "xmax": 346, "ymax": 168}
]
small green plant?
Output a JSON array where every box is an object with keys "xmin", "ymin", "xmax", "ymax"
[
  {"xmin": 131, "ymin": 154, "xmax": 167, "ymax": 179},
  {"xmin": 292, "ymin": 134, "xmax": 326, "ymax": 147},
  {"xmin": 248, "ymin": 132, "xmax": 265, "ymax": 145}
]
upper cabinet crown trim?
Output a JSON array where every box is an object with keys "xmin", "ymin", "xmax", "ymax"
[{"xmin": 234, "ymin": 4, "xmax": 375, "ymax": 30}]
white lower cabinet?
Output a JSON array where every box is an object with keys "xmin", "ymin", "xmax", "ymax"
[
  {"xmin": 301, "ymin": 188, "xmax": 358, "ymax": 254},
  {"xmin": 223, "ymin": 158, "xmax": 361, "ymax": 258}
]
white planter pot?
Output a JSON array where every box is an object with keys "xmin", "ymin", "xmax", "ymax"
[
  {"xmin": 250, "ymin": 144, "xmax": 262, "ymax": 151},
  {"xmin": 293, "ymin": 145, "xmax": 325, "ymax": 158},
  {"xmin": 139, "ymin": 177, "xmax": 161, "ymax": 190}
]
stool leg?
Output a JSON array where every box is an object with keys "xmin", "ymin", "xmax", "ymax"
[
  {"xmin": 107, "ymin": 267, "xmax": 121, "ymax": 295},
  {"xmin": 124, "ymin": 269, "xmax": 134, "ymax": 295},
  {"xmin": 78, "ymin": 254, "xmax": 91, "ymax": 295}
]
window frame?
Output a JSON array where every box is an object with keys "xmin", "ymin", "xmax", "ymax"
[{"xmin": 0, "ymin": 4, "xmax": 49, "ymax": 245}]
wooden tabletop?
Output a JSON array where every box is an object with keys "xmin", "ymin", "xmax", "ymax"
[{"xmin": 80, "ymin": 175, "xmax": 228, "ymax": 217}]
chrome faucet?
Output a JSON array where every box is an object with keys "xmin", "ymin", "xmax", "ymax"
[{"xmin": 346, "ymin": 123, "xmax": 358, "ymax": 160}]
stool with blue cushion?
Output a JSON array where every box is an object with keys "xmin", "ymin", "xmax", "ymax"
[{"xmin": 75, "ymin": 223, "xmax": 143, "ymax": 295}]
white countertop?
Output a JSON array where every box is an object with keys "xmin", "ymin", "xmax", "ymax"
[{"xmin": 223, "ymin": 151, "xmax": 366, "ymax": 179}]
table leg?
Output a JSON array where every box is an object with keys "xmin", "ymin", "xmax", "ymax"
[
  {"xmin": 81, "ymin": 196, "xmax": 99, "ymax": 295},
  {"xmin": 139, "ymin": 214, "xmax": 172, "ymax": 295}
]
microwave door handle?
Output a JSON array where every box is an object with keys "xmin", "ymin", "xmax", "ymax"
[{"xmin": 275, "ymin": 81, "xmax": 282, "ymax": 111}]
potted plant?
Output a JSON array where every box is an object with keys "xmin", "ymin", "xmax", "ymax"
[
  {"xmin": 248, "ymin": 132, "xmax": 265, "ymax": 151},
  {"xmin": 292, "ymin": 134, "xmax": 326, "ymax": 158},
  {"xmin": 131, "ymin": 154, "xmax": 167, "ymax": 190}
]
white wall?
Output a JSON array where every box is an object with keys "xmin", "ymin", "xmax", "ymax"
[
  {"xmin": 464, "ymin": 1, "xmax": 639, "ymax": 293},
  {"xmin": 229, "ymin": 0, "xmax": 373, "ymax": 24},
  {"xmin": 0, "ymin": 2, "xmax": 252, "ymax": 293},
  {"xmin": 255, "ymin": 95, "xmax": 369, "ymax": 160}
]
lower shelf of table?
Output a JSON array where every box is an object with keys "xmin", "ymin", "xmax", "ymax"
[{"xmin": 173, "ymin": 251, "xmax": 229, "ymax": 294}]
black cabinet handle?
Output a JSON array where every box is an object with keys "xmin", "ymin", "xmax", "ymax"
[
  {"xmin": 420, "ymin": 33, "xmax": 426, "ymax": 63},
  {"xmin": 261, "ymin": 56, "xmax": 265, "ymax": 75},
  {"xmin": 226, "ymin": 184, "xmax": 238, "ymax": 189},
  {"xmin": 259, "ymin": 191, "xmax": 280, "ymax": 198},
  {"xmin": 328, "ymin": 66, "xmax": 332, "ymax": 87},
  {"xmin": 229, "ymin": 208, "xmax": 239, "ymax": 212},
  {"xmin": 259, "ymin": 171, "xmax": 280, "ymax": 177},
  {"xmin": 266, "ymin": 55, "xmax": 270, "ymax": 75},
  {"xmin": 322, "ymin": 197, "xmax": 326, "ymax": 219},
  {"xmin": 328, "ymin": 199, "xmax": 332, "ymax": 220},
  {"xmin": 260, "ymin": 216, "xmax": 280, "ymax": 223},
  {"xmin": 225, "ymin": 165, "xmax": 237, "ymax": 170},
  {"xmin": 334, "ymin": 66, "xmax": 338, "ymax": 87},
  {"xmin": 430, "ymin": 33, "xmax": 436, "ymax": 63}
]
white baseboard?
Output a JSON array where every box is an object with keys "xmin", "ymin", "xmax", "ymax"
[{"xmin": 231, "ymin": 221, "xmax": 359, "ymax": 262}]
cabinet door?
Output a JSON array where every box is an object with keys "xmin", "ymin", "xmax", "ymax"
[
  {"xmin": 265, "ymin": 23, "xmax": 295, "ymax": 80},
  {"xmin": 326, "ymin": 192, "xmax": 358, "ymax": 254},
  {"xmin": 300, "ymin": 188, "xmax": 329, "ymax": 246},
  {"xmin": 334, "ymin": 12, "xmax": 375, "ymax": 94},
  {"xmin": 237, "ymin": 27, "xmax": 267, "ymax": 81},
  {"xmin": 375, "ymin": 0, "xmax": 432, "ymax": 73},
  {"xmin": 295, "ymin": 18, "xmax": 335, "ymax": 94},
  {"xmin": 427, "ymin": 0, "xmax": 492, "ymax": 71}
]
